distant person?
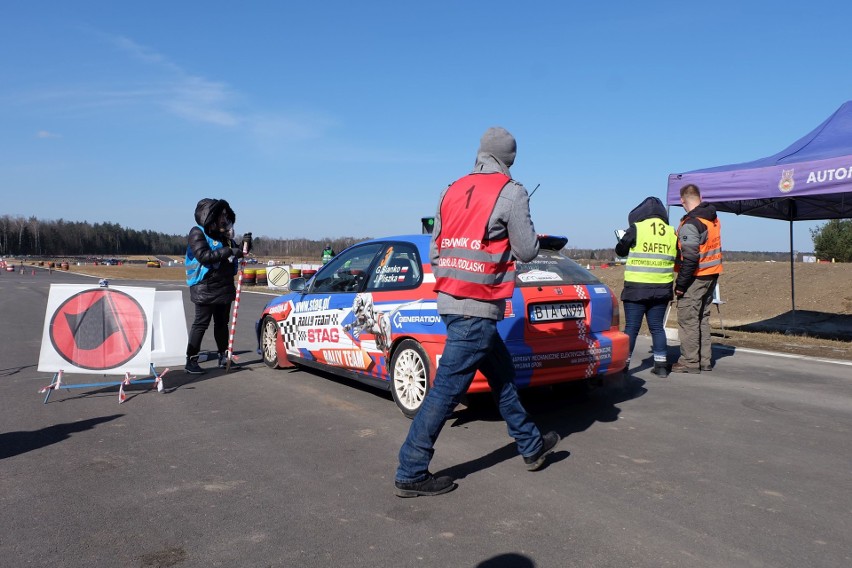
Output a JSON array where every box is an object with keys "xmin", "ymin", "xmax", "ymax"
[
  {"xmin": 615, "ymin": 196, "xmax": 676, "ymax": 377},
  {"xmin": 672, "ymin": 184, "xmax": 722, "ymax": 373},
  {"xmin": 394, "ymin": 126, "xmax": 560, "ymax": 498},
  {"xmin": 322, "ymin": 244, "xmax": 335, "ymax": 265},
  {"xmin": 184, "ymin": 198, "xmax": 252, "ymax": 374}
]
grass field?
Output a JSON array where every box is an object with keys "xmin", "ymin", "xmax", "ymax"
[{"xmin": 16, "ymin": 257, "xmax": 852, "ymax": 361}]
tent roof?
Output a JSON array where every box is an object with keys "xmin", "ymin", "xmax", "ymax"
[{"xmin": 667, "ymin": 102, "xmax": 852, "ymax": 220}]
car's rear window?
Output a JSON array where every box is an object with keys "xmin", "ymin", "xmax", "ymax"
[{"xmin": 515, "ymin": 250, "xmax": 602, "ymax": 287}]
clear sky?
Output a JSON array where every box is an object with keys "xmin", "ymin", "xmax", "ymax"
[{"xmin": 2, "ymin": 1, "xmax": 851, "ymax": 252}]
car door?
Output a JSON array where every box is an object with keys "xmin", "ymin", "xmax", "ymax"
[{"xmin": 286, "ymin": 242, "xmax": 384, "ymax": 373}]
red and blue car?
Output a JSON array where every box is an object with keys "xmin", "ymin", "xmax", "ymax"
[{"xmin": 257, "ymin": 234, "xmax": 629, "ymax": 417}]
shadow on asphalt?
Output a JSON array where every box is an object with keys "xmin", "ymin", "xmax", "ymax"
[
  {"xmin": 0, "ymin": 414, "xmax": 123, "ymax": 460},
  {"xmin": 436, "ymin": 375, "xmax": 647, "ymax": 481},
  {"xmin": 37, "ymin": 350, "xmax": 260, "ymax": 403},
  {"xmin": 476, "ymin": 553, "xmax": 535, "ymax": 567},
  {"xmin": 625, "ymin": 345, "xmax": 736, "ymax": 376},
  {"xmin": 668, "ymin": 344, "xmax": 736, "ymax": 369},
  {"xmin": 162, "ymin": 350, "xmax": 262, "ymax": 394},
  {"xmin": 732, "ymin": 309, "xmax": 852, "ymax": 342}
]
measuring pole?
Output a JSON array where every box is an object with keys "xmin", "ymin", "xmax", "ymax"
[{"xmin": 225, "ymin": 241, "xmax": 249, "ymax": 373}]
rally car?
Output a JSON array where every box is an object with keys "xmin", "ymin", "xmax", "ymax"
[{"xmin": 256, "ymin": 235, "xmax": 628, "ymax": 417}]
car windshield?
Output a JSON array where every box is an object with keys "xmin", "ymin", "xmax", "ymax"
[{"xmin": 515, "ymin": 249, "xmax": 602, "ymax": 287}]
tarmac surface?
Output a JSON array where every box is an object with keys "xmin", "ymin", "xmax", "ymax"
[{"xmin": 1, "ymin": 268, "xmax": 850, "ymax": 567}]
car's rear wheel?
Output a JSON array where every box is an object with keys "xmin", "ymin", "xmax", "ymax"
[
  {"xmin": 261, "ymin": 316, "xmax": 281, "ymax": 369},
  {"xmin": 390, "ymin": 339, "xmax": 430, "ymax": 418}
]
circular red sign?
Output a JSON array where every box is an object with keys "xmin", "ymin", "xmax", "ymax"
[{"xmin": 49, "ymin": 289, "xmax": 148, "ymax": 370}]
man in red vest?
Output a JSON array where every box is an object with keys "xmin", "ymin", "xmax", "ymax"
[
  {"xmin": 394, "ymin": 127, "xmax": 560, "ymax": 497},
  {"xmin": 672, "ymin": 184, "xmax": 723, "ymax": 373}
]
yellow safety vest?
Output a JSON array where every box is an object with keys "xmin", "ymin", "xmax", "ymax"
[{"xmin": 625, "ymin": 218, "xmax": 676, "ymax": 284}]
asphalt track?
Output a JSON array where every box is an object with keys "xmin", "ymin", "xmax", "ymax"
[{"xmin": 1, "ymin": 269, "xmax": 850, "ymax": 568}]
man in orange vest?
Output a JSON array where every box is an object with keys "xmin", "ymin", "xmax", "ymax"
[
  {"xmin": 394, "ymin": 127, "xmax": 560, "ymax": 497},
  {"xmin": 672, "ymin": 184, "xmax": 723, "ymax": 373}
]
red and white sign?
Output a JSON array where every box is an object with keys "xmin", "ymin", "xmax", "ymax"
[{"xmin": 38, "ymin": 284, "xmax": 156, "ymax": 374}]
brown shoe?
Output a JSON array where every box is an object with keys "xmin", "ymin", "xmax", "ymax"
[
  {"xmin": 700, "ymin": 364, "xmax": 713, "ymax": 372},
  {"xmin": 671, "ymin": 362, "xmax": 701, "ymax": 374}
]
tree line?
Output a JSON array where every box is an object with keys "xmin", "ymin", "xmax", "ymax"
[
  {"xmin": 0, "ymin": 216, "xmax": 186, "ymax": 256},
  {"xmin": 567, "ymin": 248, "xmax": 810, "ymax": 263},
  {"xmin": 2, "ymin": 214, "xmax": 848, "ymax": 262},
  {"xmin": 0, "ymin": 215, "xmax": 368, "ymax": 261}
]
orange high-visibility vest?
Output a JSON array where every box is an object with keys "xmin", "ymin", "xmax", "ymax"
[
  {"xmin": 434, "ymin": 173, "xmax": 515, "ymax": 300},
  {"xmin": 677, "ymin": 216, "xmax": 723, "ymax": 276}
]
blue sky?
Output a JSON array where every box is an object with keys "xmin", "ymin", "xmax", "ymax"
[{"xmin": 2, "ymin": 1, "xmax": 851, "ymax": 252}]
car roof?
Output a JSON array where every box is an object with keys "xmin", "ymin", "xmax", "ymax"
[
  {"xmin": 360, "ymin": 234, "xmax": 430, "ymax": 244},
  {"xmin": 358, "ymin": 233, "xmax": 568, "ymax": 252}
]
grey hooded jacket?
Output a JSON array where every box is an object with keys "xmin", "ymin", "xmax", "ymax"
[{"xmin": 429, "ymin": 127, "xmax": 540, "ymax": 320}]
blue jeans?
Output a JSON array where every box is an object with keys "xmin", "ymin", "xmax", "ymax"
[
  {"xmin": 395, "ymin": 315, "xmax": 543, "ymax": 483},
  {"xmin": 622, "ymin": 299, "xmax": 669, "ymax": 365}
]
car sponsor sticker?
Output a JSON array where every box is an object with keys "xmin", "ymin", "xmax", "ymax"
[
  {"xmin": 320, "ymin": 348, "xmax": 373, "ymax": 370},
  {"xmin": 517, "ymin": 270, "xmax": 562, "ymax": 283}
]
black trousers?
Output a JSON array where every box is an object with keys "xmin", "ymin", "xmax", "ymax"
[{"xmin": 186, "ymin": 303, "xmax": 231, "ymax": 357}]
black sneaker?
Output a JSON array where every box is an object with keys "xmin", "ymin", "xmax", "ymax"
[
  {"xmin": 394, "ymin": 474, "xmax": 457, "ymax": 498},
  {"xmin": 524, "ymin": 431, "xmax": 561, "ymax": 471},
  {"xmin": 184, "ymin": 356, "xmax": 206, "ymax": 375},
  {"xmin": 652, "ymin": 362, "xmax": 669, "ymax": 378}
]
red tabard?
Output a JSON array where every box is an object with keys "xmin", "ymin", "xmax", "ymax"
[{"xmin": 434, "ymin": 173, "xmax": 515, "ymax": 300}]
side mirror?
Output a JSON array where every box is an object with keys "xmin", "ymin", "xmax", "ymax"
[{"xmin": 288, "ymin": 277, "xmax": 307, "ymax": 292}]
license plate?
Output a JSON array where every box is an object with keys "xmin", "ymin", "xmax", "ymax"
[{"xmin": 529, "ymin": 302, "xmax": 586, "ymax": 322}]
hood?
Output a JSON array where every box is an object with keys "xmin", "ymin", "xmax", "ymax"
[
  {"xmin": 473, "ymin": 126, "xmax": 516, "ymax": 174},
  {"xmin": 688, "ymin": 201, "xmax": 718, "ymax": 223},
  {"xmin": 628, "ymin": 196, "xmax": 669, "ymax": 225},
  {"xmin": 194, "ymin": 198, "xmax": 236, "ymax": 235}
]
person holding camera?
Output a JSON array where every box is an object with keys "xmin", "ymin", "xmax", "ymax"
[{"xmin": 184, "ymin": 198, "xmax": 252, "ymax": 374}]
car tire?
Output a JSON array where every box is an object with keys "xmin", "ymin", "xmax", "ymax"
[
  {"xmin": 390, "ymin": 339, "xmax": 430, "ymax": 419},
  {"xmin": 260, "ymin": 316, "xmax": 281, "ymax": 369}
]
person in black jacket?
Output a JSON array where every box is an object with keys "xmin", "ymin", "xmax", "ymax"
[{"xmin": 184, "ymin": 198, "xmax": 251, "ymax": 374}]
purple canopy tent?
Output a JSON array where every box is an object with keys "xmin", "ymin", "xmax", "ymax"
[{"xmin": 667, "ymin": 101, "xmax": 852, "ymax": 312}]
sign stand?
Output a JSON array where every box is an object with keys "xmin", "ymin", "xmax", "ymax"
[
  {"xmin": 711, "ymin": 282, "xmax": 727, "ymax": 336},
  {"xmin": 39, "ymin": 364, "xmax": 170, "ymax": 404},
  {"xmin": 663, "ymin": 301, "xmax": 678, "ymax": 342},
  {"xmin": 662, "ymin": 284, "xmax": 727, "ymax": 342},
  {"xmin": 36, "ymin": 284, "xmax": 188, "ymax": 405}
]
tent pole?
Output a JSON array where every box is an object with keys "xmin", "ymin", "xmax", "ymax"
[{"xmin": 790, "ymin": 219, "xmax": 796, "ymax": 314}]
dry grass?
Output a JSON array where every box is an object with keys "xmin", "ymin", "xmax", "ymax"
[
  {"xmin": 593, "ymin": 261, "xmax": 852, "ymax": 361},
  {"xmin": 31, "ymin": 257, "xmax": 852, "ymax": 361}
]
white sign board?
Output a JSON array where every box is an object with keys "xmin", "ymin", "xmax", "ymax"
[
  {"xmin": 37, "ymin": 284, "xmax": 185, "ymax": 375},
  {"xmin": 150, "ymin": 290, "xmax": 189, "ymax": 367}
]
